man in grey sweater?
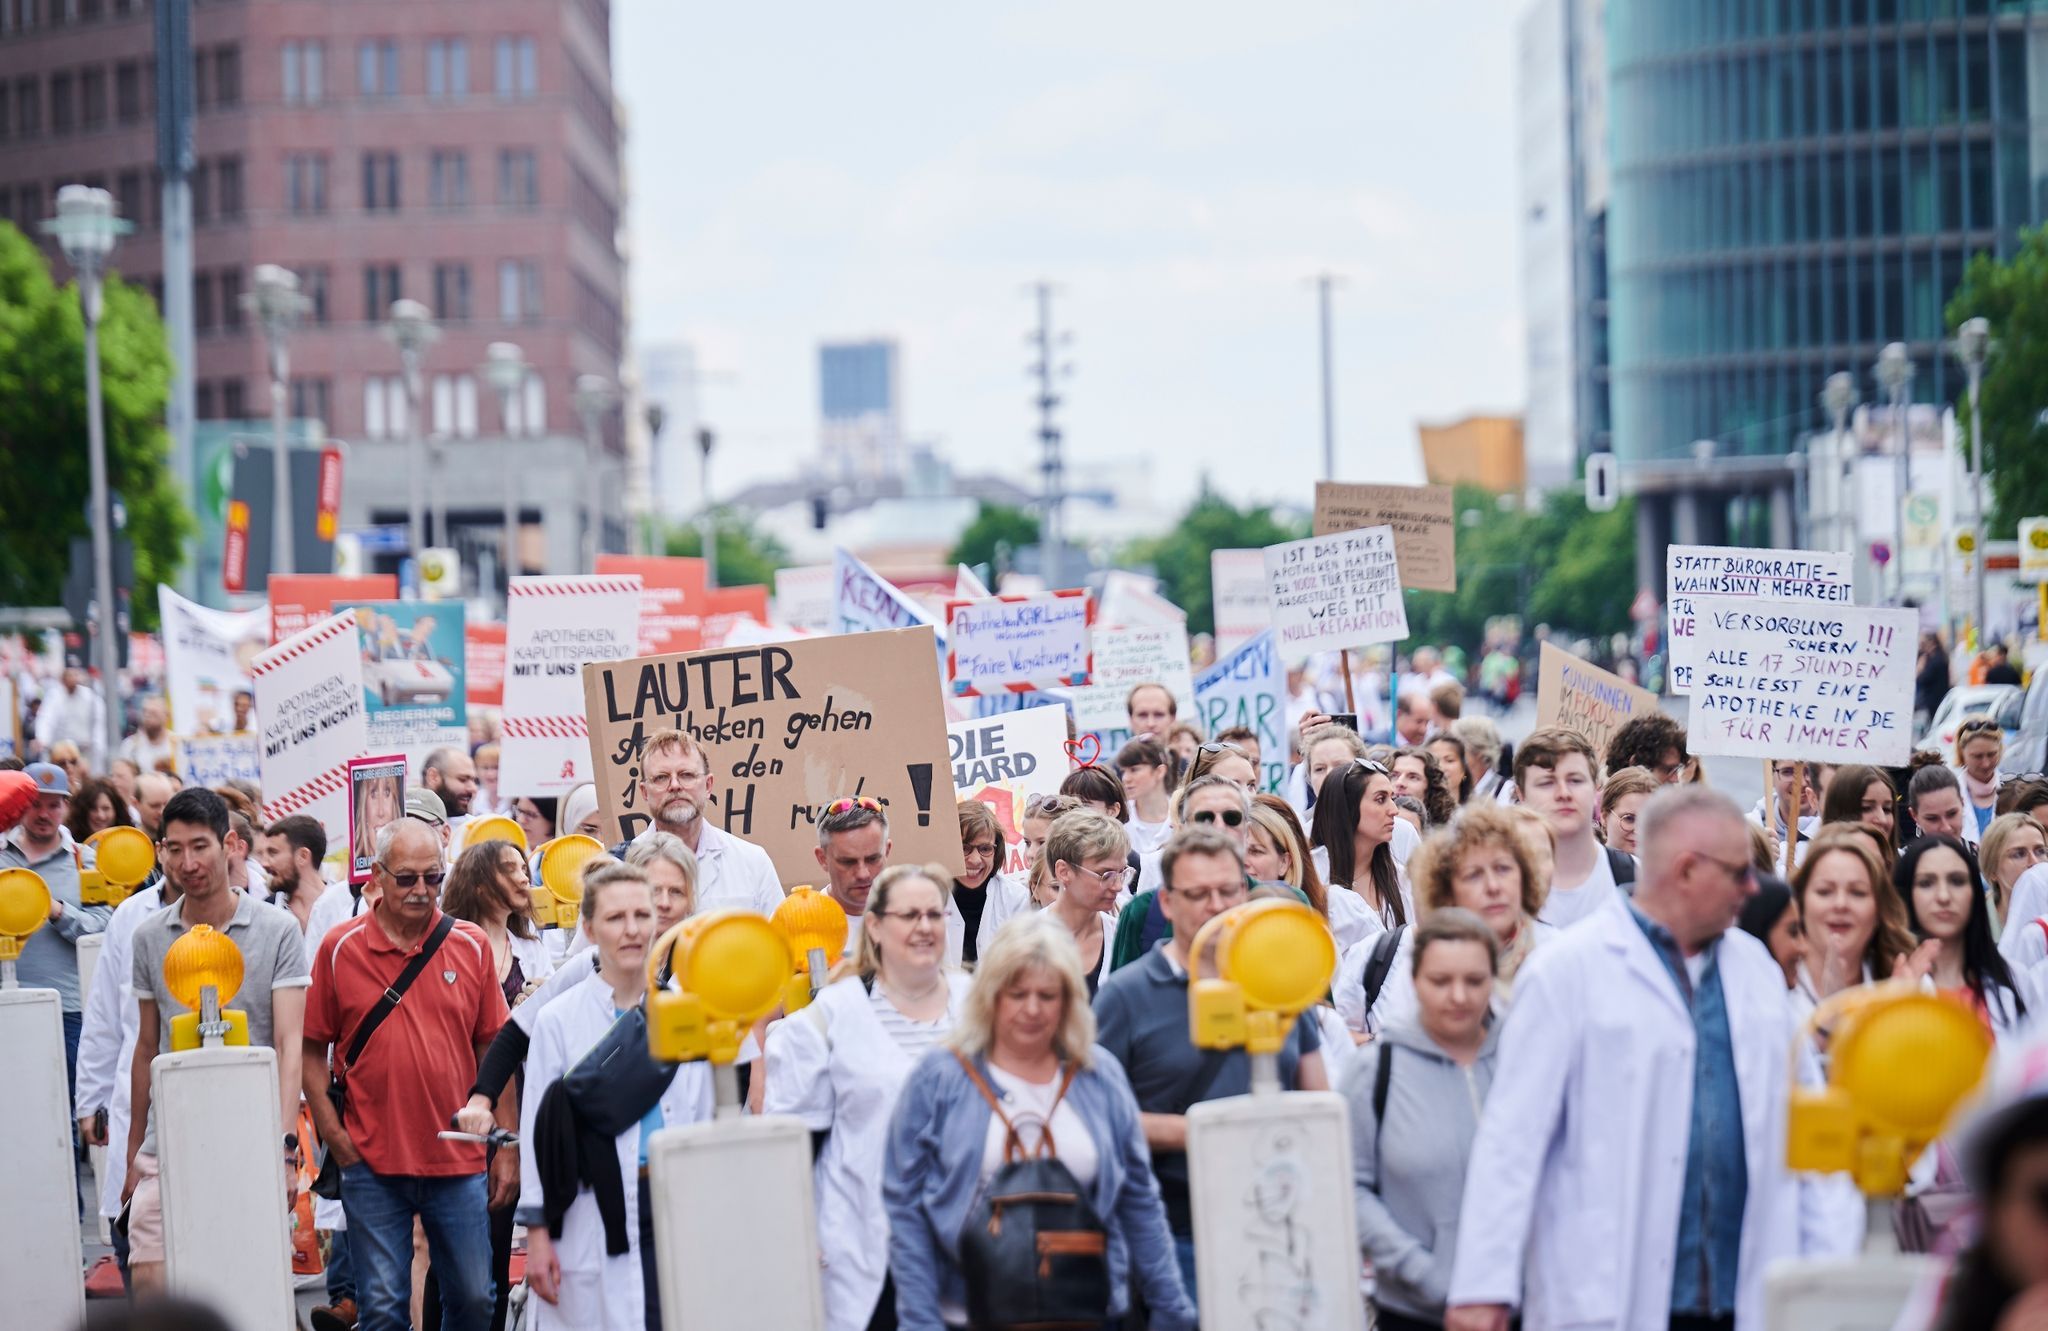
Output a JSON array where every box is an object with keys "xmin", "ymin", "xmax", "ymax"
[{"xmin": 0, "ymin": 761, "xmax": 110, "ymax": 1102}]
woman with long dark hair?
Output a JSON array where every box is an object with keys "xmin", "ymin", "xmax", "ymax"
[
  {"xmin": 1820, "ymin": 764, "xmax": 1899, "ymax": 859},
  {"xmin": 1897, "ymin": 835, "xmax": 2040, "ymax": 1038},
  {"xmin": 1311, "ymin": 759, "xmax": 1408, "ymax": 936}
]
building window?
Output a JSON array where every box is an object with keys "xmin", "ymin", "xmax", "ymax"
[
  {"xmin": 196, "ymin": 381, "xmax": 216, "ymax": 420},
  {"xmin": 520, "ymin": 372, "xmax": 546, "ymax": 436},
  {"xmin": 216, "ymin": 155, "xmax": 242, "ymax": 218},
  {"xmin": 282, "ymin": 41, "xmax": 324, "ymax": 105},
  {"xmin": 428, "ymin": 149, "xmax": 468, "ymax": 208},
  {"xmin": 363, "ymin": 263, "xmax": 401, "ymax": 320},
  {"xmin": 80, "ymin": 65, "xmax": 105, "ymax": 128},
  {"xmin": 220, "ymin": 267, "xmax": 243, "ymax": 329},
  {"xmin": 496, "ymin": 148, "xmax": 537, "ymax": 208},
  {"xmin": 221, "ymin": 378, "xmax": 245, "ymax": 420},
  {"xmin": 432, "ymin": 373, "xmax": 480, "ymax": 437},
  {"xmin": 194, "ymin": 270, "xmax": 215, "ymax": 332},
  {"xmin": 291, "ymin": 378, "xmax": 331, "ymax": 427},
  {"xmin": 363, "ymin": 374, "xmax": 409, "ymax": 441},
  {"xmin": 49, "ymin": 70, "xmax": 72, "ymax": 134},
  {"xmin": 190, "ymin": 159, "xmax": 211, "ymax": 222},
  {"xmin": 494, "ymin": 36, "xmax": 537, "ymax": 99},
  {"xmin": 114, "ymin": 60, "xmax": 140, "ymax": 122},
  {"xmin": 15, "ymin": 78, "xmax": 39, "ymax": 136},
  {"xmin": 287, "ymin": 153, "xmax": 328, "ymax": 214},
  {"xmin": 362, "ymin": 150, "xmax": 400, "ymax": 211},
  {"xmin": 302, "ymin": 266, "xmax": 329, "ymax": 324},
  {"xmin": 498, "ymin": 259, "xmax": 540, "ymax": 322},
  {"xmin": 432, "ymin": 261, "xmax": 471, "ymax": 322},
  {"xmin": 357, "ymin": 39, "xmax": 398, "ymax": 99},
  {"xmin": 212, "ymin": 44, "xmax": 239, "ymax": 108},
  {"xmin": 427, "ymin": 38, "xmax": 468, "ymax": 100},
  {"xmin": 192, "ymin": 47, "xmax": 208, "ymax": 112},
  {"xmin": 115, "ymin": 168, "xmax": 142, "ymax": 223}
]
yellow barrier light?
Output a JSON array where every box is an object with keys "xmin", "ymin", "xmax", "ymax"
[
  {"xmin": 771, "ymin": 887, "xmax": 849, "ymax": 1013},
  {"xmin": 163, "ymin": 925, "xmax": 251, "ymax": 1050},
  {"xmin": 0, "ymin": 866, "xmax": 52, "ymax": 966},
  {"xmin": 646, "ymin": 909, "xmax": 793, "ymax": 1065},
  {"xmin": 535, "ymin": 834, "xmax": 603, "ymax": 932},
  {"xmin": 464, "ymin": 815, "xmax": 529, "ymax": 857},
  {"xmin": 82, "ymin": 826, "xmax": 156, "ymax": 904},
  {"xmin": 1186, "ymin": 899, "xmax": 1335, "ymax": 1057}
]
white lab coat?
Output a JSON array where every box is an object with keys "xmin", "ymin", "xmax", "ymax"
[
  {"xmin": 943, "ymin": 871, "xmax": 1031, "ymax": 967},
  {"xmin": 519, "ymin": 971, "xmax": 714, "ymax": 1331},
  {"xmin": 1447, "ymin": 895, "xmax": 1850, "ymax": 1329},
  {"xmin": 73, "ymin": 885, "xmax": 162, "ymax": 1221},
  {"xmin": 762, "ymin": 971, "xmax": 974, "ymax": 1331}
]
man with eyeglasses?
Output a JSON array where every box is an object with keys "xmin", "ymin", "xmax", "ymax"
[
  {"xmin": 122, "ymin": 787, "xmax": 309, "ymax": 1296},
  {"xmin": 1095, "ymin": 826, "xmax": 1328, "ymax": 1310},
  {"xmin": 1448, "ymin": 785, "xmax": 1848, "ymax": 1331},
  {"xmin": 303, "ymin": 817, "xmax": 513, "ymax": 1331},
  {"xmin": 623, "ymin": 728, "xmax": 783, "ymax": 915},
  {"xmin": 1747, "ymin": 759, "xmax": 1820, "ymax": 847}
]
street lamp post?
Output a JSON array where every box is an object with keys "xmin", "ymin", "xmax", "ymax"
[
  {"xmin": 42, "ymin": 185, "xmax": 133, "ymax": 769},
  {"xmin": 382, "ymin": 299, "xmax": 439, "ymax": 560},
  {"xmin": 696, "ymin": 425, "xmax": 719, "ymax": 590},
  {"xmin": 246, "ymin": 264, "xmax": 309, "ymax": 577},
  {"xmin": 644, "ymin": 402, "xmax": 666, "ymax": 557},
  {"xmin": 1954, "ymin": 317, "xmax": 1992, "ymax": 648},
  {"xmin": 1875, "ymin": 343, "xmax": 1915, "ymax": 607},
  {"xmin": 573, "ymin": 375, "xmax": 618, "ymax": 573},
  {"xmin": 482, "ymin": 342, "xmax": 530, "ymax": 598},
  {"xmin": 1820, "ymin": 372, "xmax": 1859, "ymax": 555}
]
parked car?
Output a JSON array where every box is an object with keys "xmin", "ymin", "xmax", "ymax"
[
  {"xmin": 1918, "ymin": 683, "xmax": 2020, "ymax": 757},
  {"xmin": 2005, "ymin": 675, "xmax": 2048, "ymax": 776}
]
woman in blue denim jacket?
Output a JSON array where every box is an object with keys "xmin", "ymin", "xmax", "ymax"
[{"xmin": 882, "ymin": 913, "xmax": 1195, "ymax": 1331}]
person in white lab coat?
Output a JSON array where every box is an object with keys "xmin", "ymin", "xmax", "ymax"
[
  {"xmin": 763, "ymin": 864, "xmax": 974, "ymax": 1331},
  {"xmin": 944, "ymin": 799, "xmax": 1029, "ymax": 969},
  {"xmin": 518, "ymin": 859, "xmax": 713, "ymax": 1331},
  {"xmin": 1446, "ymin": 785, "xmax": 1854, "ymax": 1331}
]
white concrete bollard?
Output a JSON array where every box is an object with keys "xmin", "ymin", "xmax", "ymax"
[
  {"xmin": 153, "ymin": 1045, "xmax": 293, "ymax": 1331},
  {"xmin": 0, "ymin": 986, "xmax": 86, "ymax": 1331},
  {"xmin": 74, "ymin": 931, "xmax": 109, "ymax": 1245},
  {"xmin": 648, "ymin": 1115, "xmax": 825, "ymax": 1331},
  {"xmin": 1186, "ymin": 1090, "xmax": 1366, "ymax": 1331}
]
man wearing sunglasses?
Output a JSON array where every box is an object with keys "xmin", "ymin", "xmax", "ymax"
[
  {"xmin": 304, "ymin": 816, "xmax": 513, "ymax": 1331},
  {"xmin": 123, "ymin": 786, "xmax": 310, "ymax": 1295}
]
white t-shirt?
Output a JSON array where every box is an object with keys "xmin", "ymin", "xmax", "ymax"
[
  {"xmin": 1539, "ymin": 845, "xmax": 1620, "ymax": 929},
  {"xmin": 1126, "ymin": 816, "xmax": 1172, "ymax": 858},
  {"xmin": 980, "ymin": 1063, "xmax": 1098, "ymax": 1188}
]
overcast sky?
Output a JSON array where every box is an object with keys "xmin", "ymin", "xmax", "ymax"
[{"xmin": 616, "ymin": 1, "xmax": 1524, "ymax": 510}]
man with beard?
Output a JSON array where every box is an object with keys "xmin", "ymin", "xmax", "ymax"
[
  {"xmin": 625, "ymin": 729, "xmax": 784, "ymax": 913},
  {"xmin": 422, "ymin": 747, "xmax": 478, "ymax": 825}
]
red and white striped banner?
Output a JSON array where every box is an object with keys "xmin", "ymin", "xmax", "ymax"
[
  {"xmin": 501, "ymin": 715, "xmax": 589, "ymax": 741},
  {"xmin": 263, "ymin": 767, "xmax": 350, "ymax": 822},
  {"xmin": 251, "ymin": 611, "xmax": 368, "ymax": 854},
  {"xmin": 501, "ymin": 575, "xmax": 641, "ymax": 798}
]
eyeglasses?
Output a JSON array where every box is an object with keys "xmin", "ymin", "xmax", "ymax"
[
  {"xmin": 1189, "ymin": 808, "xmax": 1246, "ymax": 828},
  {"xmin": 379, "ymin": 867, "xmax": 446, "ymax": 889},
  {"xmin": 878, "ymin": 908, "xmax": 945, "ymax": 928},
  {"xmin": 1064, "ymin": 862, "xmax": 1137, "ymax": 890},
  {"xmin": 825, "ymin": 796, "xmax": 884, "ymax": 816},
  {"xmin": 962, "ymin": 842, "xmax": 998, "ymax": 859},
  {"xmin": 1689, "ymin": 850, "xmax": 1755, "ymax": 886},
  {"xmin": 643, "ymin": 769, "xmax": 708, "ymax": 791}
]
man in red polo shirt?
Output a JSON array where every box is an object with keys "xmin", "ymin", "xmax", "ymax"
[{"xmin": 303, "ymin": 817, "xmax": 513, "ymax": 1331}]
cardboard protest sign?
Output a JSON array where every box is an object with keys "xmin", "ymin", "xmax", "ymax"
[
  {"xmin": 339, "ymin": 599, "xmax": 466, "ymax": 751},
  {"xmin": 1535, "ymin": 642, "xmax": 1664, "ymax": 765},
  {"xmin": 701, "ymin": 585, "xmax": 771, "ymax": 649},
  {"xmin": 1210, "ymin": 549, "xmax": 1272, "ymax": 653},
  {"xmin": 345, "ymin": 754, "xmax": 406, "ymax": 885},
  {"xmin": 466, "ymin": 623, "xmax": 507, "ymax": 707},
  {"xmin": 945, "ymin": 591, "xmax": 1094, "ymax": 696},
  {"xmin": 1264, "ymin": 526, "xmax": 1409, "ymax": 653},
  {"xmin": 773, "ymin": 564, "xmax": 834, "ymax": 632},
  {"xmin": 269, "ymin": 574, "xmax": 397, "ymax": 644},
  {"xmin": 158, "ymin": 586, "xmax": 269, "ymax": 735},
  {"xmin": 580, "ymin": 626, "xmax": 964, "ymax": 884},
  {"xmin": 251, "ymin": 612, "xmax": 368, "ymax": 845},
  {"xmin": 598, "ymin": 554, "xmax": 707, "ymax": 656},
  {"xmin": 175, "ymin": 734, "xmax": 260, "ymax": 790},
  {"xmin": 1666, "ymin": 546, "xmax": 1853, "ymax": 693},
  {"xmin": 948, "ymin": 703, "xmax": 1069, "ymax": 876},
  {"xmin": 1683, "ymin": 598, "xmax": 1916, "ymax": 765},
  {"xmin": 1067, "ymin": 624, "xmax": 1195, "ymax": 731},
  {"xmin": 1312, "ymin": 481, "xmax": 1457, "ymax": 593},
  {"xmin": 1193, "ymin": 629, "xmax": 1286, "ymax": 793},
  {"xmin": 501, "ymin": 575, "xmax": 642, "ymax": 798}
]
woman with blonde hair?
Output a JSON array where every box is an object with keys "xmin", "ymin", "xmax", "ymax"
[
  {"xmin": 764, "ymin": 863, "xmax": 974, "ymax": 1331},
  {"xmin": 1043, "ymin": 809, "xmax": 1131, "ymax": 995},
  {"xmin": 883, "ymin": 914, "xmax": 1194, "ymax": 1331},
  {"xmin": 1245, "ymin": 794, "xmax": 1330, "ymax": 920},
  {"xmin": 1789, "ymin": 829, "xmax": 1919, "ymax": 1024}
]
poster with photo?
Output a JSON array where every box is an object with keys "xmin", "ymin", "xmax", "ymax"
[
  {"xmin": 347, "ymin": 753, "xmax": 407, "ymax": 886},
  {"xmin": 338, "ymin": 599, "xmax": 468, "ymax": 750}
]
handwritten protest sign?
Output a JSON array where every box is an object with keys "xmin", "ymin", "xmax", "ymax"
[
  {"xmin": 251, "ymin": 612, "xmax": 367, "ymax": 845},
  {"xmin": 175, "ymin": 734, "xmax": 261, "ymax": 790},
  {"xmin": 949, "ymin": 704, "xmax": 1069, "ymax": 876},
  {"xmin": 466, "ymin": 623, "xmax": 507, "ymax": 708},
  {"xmin": 945, "ymin": 591, "xmax": 1094, "ymax": 696},
  {"xmin": 339, "ymin": 599, "xmax": 466, "ymax": 751},
  {"xmin": 269, "ymin": 575, "xmax": 396, "ymax": 644},
  {"xmin": 1210, "ymin": 549, "xmax": 1272, "ymax": 652},
  {"xmin": 1264, "ymin": 526, "xmax": 1409, "ymax": 654},
  {"xmin": 580, "ymin": 626, "xmax": 964, "ymax": 883},
  {"xmin": 1312, "ymin": 481, "xmax": 1457, "ymax": 592},
  {"xmin": 1683, "ymin": 598, "xmax": 1916, "ymax": 765},
  {"xmin": 1536, "ymin": 642, "xmax": 1664, "ymax": 764},
  {"xmin": 158, "ymin": 586, "xmax": 268, "ymax": 735},
  {"xmin": 1068, "ymin": 624, "xmax": 1195, "ymax": 731},
  {"xmin": 1194, "ymin": 629, "xmax": 1286, "ymax": 793},
  {"xmin": 501, "ymin": 575, "xmax": 642, "ymax": 798},
  {"xmin": 598, "ymin": 555, "xmax": 707, "ymax": 656},
  {"xmin": 1666, "ymin": 546, "xmax": 1853, "ymax": 693},
  {"xmin": 833, "ymin": 548, "xmax": 948, "ymax": 680}
]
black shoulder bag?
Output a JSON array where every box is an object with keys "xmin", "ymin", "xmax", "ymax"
[{"xmin": 311, "ymin": 914, "xmax": 455, "ymax": 1199}]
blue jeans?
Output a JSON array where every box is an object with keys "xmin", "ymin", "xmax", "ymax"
[
  {"xmin": 62, "ymin": 1010, "xmax": 81, "ymax": 1115},
  {"xmin": 326, "ymin": 1224, "xmax": 355, "ymax": 1302},
  {"xmin": 340, "ymin": 1164, "xmax": 493, "ymax": 1331},
  {"xmin": 1174, "ymin": 1234, "xmax": 1197, "ymax": 1313}
]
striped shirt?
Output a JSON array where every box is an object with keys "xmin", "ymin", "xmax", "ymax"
[{"xmin": 868, "ymin": 983, "xmax": 958, "ymax": 1061}]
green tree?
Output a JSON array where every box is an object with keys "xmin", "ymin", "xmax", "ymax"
[
  {"xmin": 663, "ymin": 508, "xmax": 789, "ymax": 588},
  {"xmin": 949, "ymin": 502, "xmax": 1039, "ymax": 577},
  {"xmin": 1400, "ymin": 486, "xmax": 1635, "ymax": 649},
  {"xmin": 1948, "ymin": 229, "xmax": 2048, "ymax": 536},
  {"xmin": 0, "ymin": 221, "xmax": 190, "ymax": 627},
  {"xmin": 1120, "ymin": 491, "xmax": 1308, "ymax": 637}
]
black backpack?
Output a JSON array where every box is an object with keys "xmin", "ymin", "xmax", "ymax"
[
  {"xmin": 1607, "ymin": 845, "xmax": 1637, "ymax": 892},
  {"xmin": 956, "ymin": 1053, "xmax": 1110, "ymax": 1330}
]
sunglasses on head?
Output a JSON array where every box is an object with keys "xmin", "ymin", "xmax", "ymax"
[
  {"xmin": 1353, "ymin": 758, "xmax": 1390, "ymax": 776},
  {"xmin": 825, "ymin": 795, "xmax": 883, "ymax": 816},
  {"xmin": 1197, "ymin": 741, "xmax": 1245, "ymax": 757},
  {"xmin": 1959, "ymin": 719, "xmax": 2003, "ymax": 736},
  {"xmin": 1190, "ymin": 809, "xmax": 1245, "ymax": 828}
]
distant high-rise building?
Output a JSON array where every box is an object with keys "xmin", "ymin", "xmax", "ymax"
[
  {"xmin": 818, "ymin": 338, "xmax": 901, "ymax": 483},
  {"xmin": 1420, "ymin": 415, "xmax": 1527, "ymax": 493}
]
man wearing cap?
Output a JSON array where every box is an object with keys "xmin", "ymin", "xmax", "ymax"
[
  {"xmin": 0, "ymin": 761, "xmax": 110, "ymax": 1094},
  {"xmin": 404, "ymin": 786, "xmax": 452, "ymax": 857}
]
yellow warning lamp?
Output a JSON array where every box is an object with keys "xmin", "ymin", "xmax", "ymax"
[
  {"xmin": 463, "ymin": 815, "xmax": 528, "ymax": 859},
  {"xmin": 645, "ymin": 909, "xmax": 793, "ymax": 1065},
  {"xmin": 163, "ymin": 924, "xmax": 251, "ymax": 1051},
  {"xmin": 771, "ymin": 886, "xmax": 850, "ymax": 1013},
  {"xmin": 1787, "ymin": 982, "xmax": 1993, "ymax": 1196},
  {"xmin": 534, "ymin": 834, "xmax": 603, "ymax": 930},
  {"xmin": 82, "ymin": 826, "xmax": 157, "ymax": 905},
  {"xmin": 0, "ymin": 867, "xmax": 51, "ymax": 983},
  {"xmin": 1186, "ymin": 899, "xmax": 1336, "ymax": 1057}
]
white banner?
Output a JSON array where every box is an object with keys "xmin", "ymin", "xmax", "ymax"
[
  {"xmin": 158, "ymin": 586, "xmax": 269, "ymax": 737},
  {"xmin": 946, "ymin": 592, "xmax": 1093, "ymax": 696},
  {"xmin": 773, "ymin": 564, "xmax": 835, "ymax": 632},
  {"xmin": 1098, "ymin": 571, "xmax": 1185, "ymax": 629},
  {"xmin": 1264, "ymin": 525, "xmax": 1408, "ymax": 654},
  {"xmin": 175, "ymin": 734, "xmax": 261, "ymax": 789},
  {"xmin": 1068, "ymin": 625, "xmax": 1195, "ymax": 732},
  {"xmin": 1210, "ymin": 549, "xmax": 1272, "ymax": 653},
  {"xmin": 832, "ymin": 548, "xmax": 949, "ymax": 681},
  {"xmin": 1193, "ymin": 629, "xmax": 1286, "ymax": 793},
  {"xmin": 948, "ymin": 704, "xmax": 1070, "ymax": 878},
  {"xmin": 251, "ymin": 612, "xmax": 367, "ymax": 848},
  {"xmin": 501, "ymin": 575, "xmax": 641, "ymax": 798},
  {"xmin": 1684, "ymin": 598, "xmax": 1917, "ymax": 765},
  {"xmin": 1666, "ymin": 546, "xmax": 1853, "ymax": 693}
]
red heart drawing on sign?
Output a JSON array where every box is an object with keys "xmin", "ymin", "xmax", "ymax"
[{"xmin": 1063, "ymin": 735, "xmax": 1101, "ymax": 768}]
